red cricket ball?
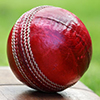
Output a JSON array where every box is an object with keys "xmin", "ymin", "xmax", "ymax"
[{"xmin": 7, "ymin": 5, "xmax": 92, "ymax": 92}]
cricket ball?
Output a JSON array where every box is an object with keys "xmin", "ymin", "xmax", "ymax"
[{"xmin": 7, "ymin": 5, "xmax": 92, "ymax": 92}]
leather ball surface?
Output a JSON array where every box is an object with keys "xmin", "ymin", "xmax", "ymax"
[{"xmin": 7, "ymin": 5, "xmax": 92, "ymax": 92}]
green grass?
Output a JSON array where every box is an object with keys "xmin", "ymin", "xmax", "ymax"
[{"xmin": 0, "ymin": 0, "xmax": 100, "ymax": 96}]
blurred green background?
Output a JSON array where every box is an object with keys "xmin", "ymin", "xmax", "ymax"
[{"xmin": 0, "ymin": 0, "xmax": 100, "ymax": 96}]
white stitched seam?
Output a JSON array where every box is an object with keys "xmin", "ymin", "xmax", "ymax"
[{"xmin": 12, "ymin": 5, "xmax": 67, "ymax": 92}]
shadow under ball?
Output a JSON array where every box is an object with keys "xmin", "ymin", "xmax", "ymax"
[{"xmin": 7, "ymin": 5, "xmax": 92, "ymax": 92}]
